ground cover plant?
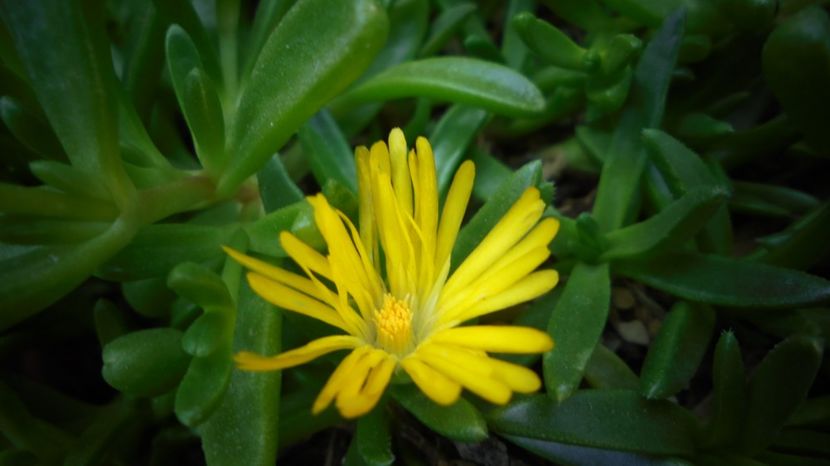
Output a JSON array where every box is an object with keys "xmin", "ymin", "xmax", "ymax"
[{"xmin": 1, "ymin": 0, "xmax": 829, "ymax": 465}]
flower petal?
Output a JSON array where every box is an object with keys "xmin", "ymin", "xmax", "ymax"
[
  {"xmin": 401, "ymin": 357, "xmax": 461, "ymax": 406},
  {"xmin": 487, "ymin": 358, "xmax": 542, "ymax": 393},
  {"xmin": 442, "ymin": 187, "xmax": 545, "ymax": 298},
  {"xmin": 453, "ymin": 269, "xmax": 559, "ymax": 323},
  {"xmin": 416, "ymin": 346, "xmax": 512, "ymax": 404},
  {"xmin": 435, "ymin": 160, "xmax": 475, "ymax": 272},
  {"xmin": 246, "ymin": 272, "xmax": 354, "ymax": 332},
  {"xmin": 335, "ymin": 349, "xmax": 388, "ymax": 418},
  {"xmin": 224, "ymin": 245, "xmax": 335, "ymax": 306},
  {"xmin": 389, "ymin": 128, "xmax": 413, "ymax": 216},
  {"xmin": 433, "ymin": 325, "xmax": 553, "ymax": 353},
  {"xmin": 234, "ymin": 335, "xmax": 362, "ymax": 371},
  {"xmin": 313, "ymin": 346, "xmax": 371, "ymax": 414}
]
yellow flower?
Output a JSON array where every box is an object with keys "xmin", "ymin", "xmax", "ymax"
[{"xmin": 224, "ymin": 128, "xmax": 559, "ymax": 418}]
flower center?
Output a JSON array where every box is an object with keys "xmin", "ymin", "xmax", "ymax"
[{"xmin": 374, "ymin": 294, "xmax": 413, "ymax": 355}]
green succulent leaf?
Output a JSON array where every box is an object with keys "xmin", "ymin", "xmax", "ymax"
[
  {"xmin": 740, "ymin": 336, "xmax": 823, "ymax": 454},
  {"xmin": 257, "ymin": 155, "xmax": 305, "ymax": 213},
  {"xmin": 355, "ymin": 407, "xmax": 395, "ymax": 466},
  {"xmin": 419, "ymin": 2, "xmax": 476, "ymax": 57},
  {"xmin": 199, "ymin": 277, "xmax": 282, "ymax": 466},
  {"xmin": 544, "ymin": 262, "xmax": 611, "ymax": 401},
  {"xmin": 489, "ymin": 390, "xmax": 697, "ymax": 456},
  {"xmin": 299, "ymin": 110, "xmax": 358, "ymax": 194},
  {"xmin": 639, "ymin": 302, "xmax": 716, "ymax": 399},
  {"xmin": 616, "ymin": 251, "xmax": 830, "ymax": 308},
  {"xmin": 339, "ymin": 57, "xmax": 546, "ymax": 118},
  {"xmin": 220, "ymin": 0, "xmax": 389, "ymax": 196},
  {"xmin": 429, "ymin": 105, "xmax": 489, "ymax": 196},
  {"xmin": 102, "ymin": 328, "xmax": 191, "ymax": 397},
  {"xmin": 763, "ymin": 7, "xmax": 830, "ymax": 153},
  {"xmin": 392, "ymin": 383, "xmax": 487, "ymax": 442},
  {"xmin": 705, "ymin": 331, "xmax": 747, "ymax": 449},
  {"xmin": 0, "ymin": 0, "xmax": 132, "ymax": 202},
  {"xmin": 601, "ymin": 186, "xmax": 729, "ymax": 261},
  {"xmin": 512, "ymin": 12, "xmax": 586, "ymax": 70},
  {"xmin": 592, "ymin": 9, "xmax": 685, "ymax": 231},
  {"xmin": 584, "ymin": 344, "xmax": 640, "ymax": 390}
]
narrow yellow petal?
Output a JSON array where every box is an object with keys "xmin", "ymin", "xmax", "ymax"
[
  {"xmin": 417, "ymin": 343, "xmax": 493, "ymax": 377},
  {"xmin": 438, "ymin": 246, "xmax": 551, "ymax": 321},
  {"xmin": 356, "ymin": 146, "xmax": 377, "ymax": 263},
  {"xmin": 435, "ymin": 160, "xmax": 475, "ymax": 271},
  {"xmin": 388, "ymin": 128, "xmax": 413, "ymax": 216},
  {"xmin": 364, "ymin": 355, "xmax": 397, "ymax": 396},
  {"xmin": 224, "ymin": 245, "xmax": 336, "ymax": 306},
  {"xmin": 246, "ymin": 273, "xmax": 350, "ymax": 333},
  {"xmin": 370, "ymin": 140, "xmax": 391, "ymax": 177},
  {"xmin": 279, "ymin": 232, "xmax": 333, "ymax": 280},
  {"xmin": 417, "ymin": 348, "xmax": 512, "ymax": 404},
  {"xmin": 453, "ymin": 270, "xmax": 559, "ymax": 323},
  {"xmin": 442, "ymin": 187, "xmax": 545, "ymax": 298},
  {"xmin": 313, "ymin": 346, "xmax": 370, "ymax": 414},
  {"xmin": 414, "ymin": 137, "xmax": 438, "ymax": 265},
  {"xmin": 401, "ymin": 357, "xmax": 461, "ymax": 406},
  {"xmin": 487, "ymin": 358, "xmax": 542, "ymax": 393},
  {"xmin": 234, "ymin": 335, "xmax": 361, "ymax": 371},
  {"xmin": 335, "ymin": 349, "xmax": 387, "ymax": 418},
  {"xmin": 431, "ymin": 326, "xmax": 554, "ymax": 353}
]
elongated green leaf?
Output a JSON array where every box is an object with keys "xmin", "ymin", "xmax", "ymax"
[
  {"xmin": 0, "ymin": 96, "xmax": 63, "ymax": 159},
  {"xmin": 0, "ymin": 219, "xmax": 136, "ymax": 330},
  {"xmin": 705, "ymin": 331, "xmax": 747, "ymax": 449},
  {"xmin": 93, "ymin": 299, "xmax": 128, "ymax": 347},
  {"xmin": 601, "ymin": 186, "xmax": 728, "ymax": 261},
  {"xmin": 334, "ymin": 0, "xmax": 428, "ymax": 136},
  {"xmin": 167, "ymin": 262, "xmax": 234, "ymax": 310},
  {"xmin": 616, "ymin": 251, "xmax": 830, "ymax": 308},
  {"xmin": 98, "ymin": 224, "xmax": 232, "ymax": 281},
  {"xmin": 200, "ymin": 280, "xmax": 281, "ymax": 466},
  {"xmin": 28, "ymin": 160, "xmax": 109, "ymax": 200},
  {"xmin": 165, "ymin": 24, "xmax": 225, "ymax": 173},
  {"xmin": 642, "ymin": 129, "xmax": 733, "ymax": 254},
  {"xmin": 502, "ymin": 435, "xmax": 691, "ymax": 466},
  {"xmin": 740, "ymin": 336, "xmax": 823, "ymax": 454},
  {"xmin": 513, "ymin": 13, "xmax": 586, "ymax": 69},
  {"xmin": 240, "ymin": 0, "xmax": 294, "ymax": 80},
  {"xmin": 63, "ymin": 399, "xmax": 137, "ymax": 466},
  {"xmin": 102, "ymin": 328, "xmax": 191, "ymax": 397},
  {"xmin": 0, "ymin": 183, "xmax": 117, "ymax": 220},
  {"xmin": 0, "ymin": 0, "xmax": 132, "ymax": 202},
  {"xmin": 429, "ymin": 105, "xmax": 489, "ymax": 195},
  {"xmin": 257, "ymin": 155, "xmax": 304, "ymax": 213},
  {"xmin": 392, "ymin": 384, "xmax": 487, "ymax": 442},
  {"xmin": 763, "ymin": 7, "xmax": 830, "ymax": 153},
  {"xmin": 339, "ymin": 57, "xmax": 545, "ymax": 118},
  {"xmin": 0, "ymin": 382, "xmax": 70, "ymax": 462},
  {"xmin": 299, "ymin": 110, "xmax": 357, "ymax": 193},
  {"xmin": 592, "ymin": 10, "xmax": 685, "ymax": 231},
  {"xmin": 489, "ymin": 390, "xmax": 696, "ymax": 455},
  {"xmin": 175, "ymin": 349, "xmax": 234, "ymax": 427},
  {"xmin": 419, "ymin": 3, "xmax": 476, "ymax": 57},
  {"xmin": 544, "ymin": 262, "xmax": 611, "ymax": 401},
  {"xmin": 122, "ymin": 277, "xmax": 176, "ymax": 318},
  {"xmin": 731, "ymin": 181, "xmax": 818, "ymax": 219},
  {"xmin": 584, "ymin": 344, "xmax": 639, "ymax": 390},
  {"xmin": 640, "ymin": 302, "xmax": 715, "ymax": 399},
  {"xmin": 760, "ymin": 203, "xmax": 830, "ymax": 270},
  {"xmin": 220, "ymin": 0, "xmax": 388, "ymax": 196},
  {"xmin": 452, "ymin": 160, "xmax": 548, "ymax": 270},
  {"xmin": 470, "ymin": 149, "xmax": 511, "ymax": 201},
  {"xmin": 356, "ymin": 407, "xmax": 394, "ymax": 466}
]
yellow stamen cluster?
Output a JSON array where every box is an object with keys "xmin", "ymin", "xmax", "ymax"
[
  {"xmin": 226, "ymin": 128, "xmax": 559, "ymax": 418},
  {"xmin": 374, "ymin": 294, "xmax": 413, "ymax": 355}
]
